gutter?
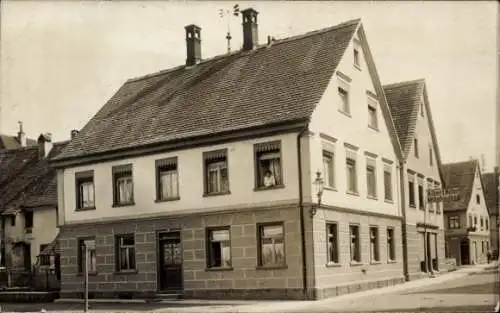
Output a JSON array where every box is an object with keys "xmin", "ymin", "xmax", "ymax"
[
  {"xmin": 399, "ymin": 160, "xmax": 410, "ymax": 281},
  {"xmin": 297, "ymin": 125, "xmax": 310, "ymax": 299}
]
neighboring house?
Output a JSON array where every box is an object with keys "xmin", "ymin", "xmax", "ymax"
[
  {"xmin": 0, "ymin": 123, "xmax": 36, "ymax": 150},
  {"xmin": 442, "ymin": 160, "xmax": 490, "ymax": 265},
  {"xmin": 383, "ymin": 79, "xmax": 446, "ymax": 280},
  {"xmin": 483, "ymin": 170, "xmax": 499, "ymax": 257},
  {"xmin": 51, "ymin": 11, "xmax": 407, "ymax": 300},
  {"xmin": 0, "ymin": 133, "xmax": 68, "ymax": 272}
]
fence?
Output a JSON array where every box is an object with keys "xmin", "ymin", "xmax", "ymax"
[{"xmin": 0, "ymin": 268, "xmax": 60, "ymax": 291}]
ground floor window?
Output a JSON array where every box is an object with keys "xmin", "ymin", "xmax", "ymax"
[
  {"xmin": 258, "ymin": 223, "xmax": 285, "ymax": 267},
  {"xmin": 206, "ymin": 227, "xmax": 232, "ymax": 268},
  {"xmin": 115, "ymin": 234, "xmax": 135, "ymax": 272}
]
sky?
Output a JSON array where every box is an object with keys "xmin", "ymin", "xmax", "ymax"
[{"xmin": 0, "ymin": 1, "xmax": 497, "ymax": 171}]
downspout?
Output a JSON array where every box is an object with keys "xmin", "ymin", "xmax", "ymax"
[
  {"xmin": 399, "ymin": 160, "xmax": 410, "ymax": 281},
  {"xmin": 297, "ymin": 125, "xmax": 310, "ymax": 299}
]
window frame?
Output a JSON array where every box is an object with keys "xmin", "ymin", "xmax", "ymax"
[
  {"xmin": 206, "ymin": 226, "xmax": 232, "ymax": 269},
  {"xmin": 366, "ymin": 160, "xmax": 377, "ymax": 198},
  {"xmin": 75, "ymin": 170, "xmax": 95, "ymax": 211},
  {"xmin": 322, "ymin": 150, "xmax": 335, "ymax": 189},
  {"xmin": 387, "ymin": 227, "xmax": 396, "ymax": 262},
  {"xmin": 254, "ymin": 141, "xmax": 284, "ymax": 190},
  {"xmin": 383, "ymin": 165, "xmax": 393, "ymax": 201},
  {"xmin": 112, "ymin": 164, "xmax": 134, "ymax": 206},
  {"xmin": 369, "ymin": 226, "xmax": 380, "ymax": 263},
  {"xmin": 448, "ymin": 216, "xmax": 461, "ymax": 229},
  {"xmin": 349, "ymin": 224, "xmax": 361, "ymax": 263},
  {"xmin": 203, "ymin": 149, "xmax": 230, "ymax": 196},
  {"xmin": 155, "ymin": 157, "xmax": 180, "ymax": 202},
  {"xmin": 77, "ymin": 237, "xmax": 97, "ymax": 274},
  {"xmin": 346, "ymin": 157, "xmax": 358, "ymax": 194},
  {"xmin": 257, "ymin": 222, "xmax": 286, "ymax": 268},
  {"xmin": 326, "ymin": 222, "xmax": 339, "ymax": 265},
  {"xmin": 115, "ymin": 234, "xmax": 136, "ymax": 272}
]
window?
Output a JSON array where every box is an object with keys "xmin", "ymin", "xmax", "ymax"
[
  {"xmin": 480, "ymin": 217, "xmax": 484, "ymax": 230},
  {"xmin": 112, "ymin": 165, "xmax": 134, "ymax": 205},
  {"xmin": 207, "ymin": 228, "xmax": 231, "ymax": 268},
  {"xmin": 349, "ymin": 224, "xmax": 361, "ymax": 262},
  {"xmin": 39, "ymin": 244, "xmax": 50, "ymax": 266},
  {"xmin": 384, "ymin": 166, "xmax": 393, "ymax": 201},
  {"xmin": 326, "ymin": 223, "xmax": 339, "ymax": 264},
  {"xmin": 486, "ymin": 219, "xmax": 489, "ymax": 230},
  {"xmin": 387, "ymin": 228, "xmax": 396, "ymax": 261},
  {"xmin": 258, "ymin": 223, "xmax": 285, "ymax": 267},
  {"xmin": 204, "ymin": 149, "xmax": 229, "ymax": 194},
  {"xmin": 369, "ymin": 226, "xmax": 380, "ymax": 262},
  {"xmin": 418, "ymin": 183, "xmax": 424, "ymax": 210},
  {"xmin": 366, "ymin": 162, "xmax": 377, "ymax": 198},
  {"xmin": 482, "ymin": 241, "xmax": 485, "ymax": 254},
  {"xmin": 346, "ymin": 157, "xmax": 357, "ymax": 193},
  {"xmin": 469, "ymin": 215, "xmax": 473, "ymax": 227},
  {"xmin": 368, "ymin": 102, "xmax": 378, "ymax": 129},
  {"xmin": 429, "ymin": 146, "xmax": 433, "ymax": 166},
  {"xmin": 156, "ymin": 158, "xmax": 179, "ymax": 201},
  {"xmin": 448, "ymin": 216, "xmax": 460, "ymax": 229},
  {"xmin": 322, "ymin": 150, "xmax": 335, "ymax": 188},
  {"xmin": 420, "ymin": 101, "xmax": 425, "ymax": 117},
  {"xmin": 115, "ymin": 234, "xmax": 135, "ymax": 272},
  {"xmin": 474, "ymin": 216, "xmax": 478, "ymax": 226},
  {"xmin": 78, "ymin": 238, "xmax": 96, "ymax": 273},
  {"xmin": 254, "ymin": 141, "xmax": 282, "ymax": 189},
  {"xmin": 24, "ymin": 211, "xmax": 33, "ymax": 229},
  {"xmin": 338, "ymin": 87, "xmax": 350, "ymax": 114},
  {"xmin": 408, "ymin": 177, "xmax": 416, "ymax": 208},
  {"xmin": 435, "ymin": 182, "xmax": 441, "ymax": 213},
  {"xmin": 414, "ymin": 138, "xmax": 419, "ymax": 158},
  {"xmin": 476, "ymin": 194, "xmax": 480, "ymax": 204},
  {"xmin": 353, "ymin": 48, "xmax": 360, "ymax": 67},
  {"xmin": 10, "ymin": 216, "xmax": 15, "ymax": 227},
  {"xmin": 75, "ymin": 170, "xmax": 95, "ymax": 209}
]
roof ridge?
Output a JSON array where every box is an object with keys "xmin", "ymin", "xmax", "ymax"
[
  {"xmin": 383, "ymin": 78, "xmax": 426, "ymax": 89},
  {"xmin": 127, "ymin": 18, "xmax": 361, "ymax": 84},
  {"xmin": 442, "ymin": 159, "xmax": 479, "ymax": 167}
]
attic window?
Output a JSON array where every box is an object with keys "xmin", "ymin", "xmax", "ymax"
[
  {"xmin": 476, "ymin": 194, "xmax": 480, "ymax": 204},
  {"xmin": 420, "ymin": 102, "xmax": 424, "ymax": 117},
  {"xmin": 353, "ymin": 40, "xmax": 361, "ymax": 69}
]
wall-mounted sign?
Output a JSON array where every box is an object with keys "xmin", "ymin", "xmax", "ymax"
[{"xmin": 427, "ymin": 188, "xmax": 460, "ymax": 203}]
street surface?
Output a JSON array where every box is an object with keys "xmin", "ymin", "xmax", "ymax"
[{"xmin": 0, "ymin": 264, "xmax": 497, "ymax": 313}]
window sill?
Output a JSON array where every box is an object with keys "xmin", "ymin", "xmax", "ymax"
[
  {"xmin": 368, "ymin": 125, "xmax": 379, "ymax": 132},
  {"xmin": 255, "ymin": 265, "xmax": 288, "ymax": 270},
  {"xmin": 338, "ymin": 109, "xmax": 352, "ymax": 118},
  {"xmin": 370, "ymin": 261, "xmax": 382, "ymax": 265},
  {"xmin": 205, "ymin": 267, "xmax": 234, "ymax": 272},
  {"xmin": 324, "ymin": 186, "xmax": 337, "ymax": 192},
  {"xmin": 350, "ymin": 261, "xmax": 363, "ymax": 266},
  {"xmin": 367, "ymin": 195, "xmax": 378, "ymax": 200},
  {"xmin": 75, "ymin": 206, "xmax": 96, "ymax": 212},
  {"xmin": 203, "ymin": 191, "xmax": 231, "ymax": 198},
  {"xmin": 326, "ymin": 262, "xmax": 342, "ymax": 268},
  {"xmin": 387, "ymin": 260, "xmax": 397, "ymax": 264},
  {"xmin": 113, "ymin": 270, "xmax": 138, "ymax": 275},
  {"xmin": 155, "ymin": 197, "xmax": 180, "ymax": 203},
  {"xmin": 77, "ymin": 272, "xmax": 98, "ymax": 277},
  {"xmin": 112, "ymin": 202, "xmax": 135, "ymax": 208},
  {"xmin": 384, "ymin": 199, "xmax": 394, "ymax": 204},
  {"xmin": 346, "ymin": 191, "xmax": 359, "ymax": 197},
  {"xmin": 254, "ymin": 185, "xmax": 285, "ymax": 192}
]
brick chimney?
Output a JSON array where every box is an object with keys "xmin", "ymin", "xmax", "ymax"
[
  {"xmin": 185, "ymin": 24, "xmax": 202, "ymax": 66},
  {"xmin": 242, "ymin": 8, "xmax": 259, "ymax": 51},
  {"xmin": 37, "ymin": 133, "xmax": 53, "ymax": 159},
  {"xmin": 70, "ymin": 129, "xmax": 79, "ymax": 139},
  {"xmin": 17, "ymin": 121, "xmax": 26, "ymax": 147}
]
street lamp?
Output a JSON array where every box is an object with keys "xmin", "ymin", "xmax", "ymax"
[{"xmin": 311, "ymin": 170, "xmax": 324, "ymax": 217}]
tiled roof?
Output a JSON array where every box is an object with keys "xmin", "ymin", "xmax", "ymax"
[
  {"xmin": 382, "ymin": 79, "xmax": 425, "ymax": 158},
  {"xmin": 54, "ymin": 19, "xmax": 361, "ymax": 161},
  {"xmin": 0, "ymin": 134, "xmax": 36, "ymax": 150},
  {"xmin": 482, "ymin": 172, "xmax": 498, "ymax": 216},
  {"xmin": 441, "ymin": 160, "xmax": 479, "ymax": 212},
  {"xmin": 40, "ymin": 232, "xmax": 60, "ymax": 255},
  {"xmin": 0, "ymin": 141, "xmax": 69, "ymax": 213}
]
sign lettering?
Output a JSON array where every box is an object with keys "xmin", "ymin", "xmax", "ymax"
[{"xmin": 427, "ymin": 188, "xmax": 460, "ymax": 203}]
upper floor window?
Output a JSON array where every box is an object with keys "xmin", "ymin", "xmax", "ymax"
[
  {"xmin": 448, "ymin": 216, "xmax": 460, "ymax": 229},
  {"xmin": 480, "ymin": 217, "xmax": 484, "ymax": 229},
  {"xmin": 469, "ymin": 215, "xmax": 473, "ymax": 227},
  {"xmin": 156, "ymin": 157, "xmax": 179, "ymax": 201},
  {"xmin": 387, "ymin": 228, "xmax": 396, "ymax": 261},
  {"xmin": 75, "ymin": 170, "xmax": 95, "ymax": 210},
  {"xmin": 384, "ymin": 165, "xmax": 393, "ymax": 201},
  {"xmin": 337, "ymin": 74, "xmax": 351, "ymax": 115},
  {"xmin": 414, "ymin": 138, "xmax": 419, "ymax": 158},
  {"xmin": 366, "ymin": 158, "xmax": 377, "ymax": 198},
  {"xmin": 429, "ymin": 146, "xmax": 433, "ymax": 166},
  {"xmin": 258, "ymin": 223, "xmax": 285, "ymax": 267},
  {"xmin": 476, "ymin": 194, "xmax": 480, "ymax": 204},
  {"xmin": 418, "ymin": 182, "xmax": 424, "ymax": 210},
  {"xmin": 203, "ymin": 149, "xmax": 229, "ymax": 195},
  {"xmin": 112, "ymin": 164, "xmax": 134, "ymax": 206},
  {"xmin": 24, "ymin": 211, "xmax": 33, "ymax": 229},
  {"xmin": 338, "ymin": 87, "xmax": 350, "ymax": 114},
  {"xmin": 367, "ymin": 96, "xmax": 378, "ymax": 130},
  {"xmin": 254, "ymin": 141, "xmax": 283, "ymax": 189},
  {"xmin": 486, "ymin": 219, "xmax": 489, "ymax": 230},
  {"xmin": 322, "ymin": 150, "xmax": 335, "ymax": 188},
  {"xmin": 346, "ymin": 157, "xmax": 358, "ymax": 194},
  {"xmin": 408, "ymin": 175, "xmax": 416, "ymax": 208},
  {"xmin": 474, "ymin": 215, "xmax": 478, "ymax": 226}
]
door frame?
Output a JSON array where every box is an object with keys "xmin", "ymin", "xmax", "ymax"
[{"xmin": 156, "ymin": 230, "xmax": 183, "ymax": 292}]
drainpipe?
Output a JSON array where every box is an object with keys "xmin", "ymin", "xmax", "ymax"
[
  {"xmin": 399, "ymin": 161, "xmax": 410, "ymax": 281},
  {"xmin": 297, "ymin": 125, "xmax": 310, "ymax": 299}
]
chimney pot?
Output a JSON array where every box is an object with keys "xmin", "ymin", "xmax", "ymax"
[
  {"xmin": 37, "ymin": 133, "xmax": 53, "ymax": 159},
  {"xmin": 17, "ymin": 121, "xmax": 26, "ymax": 147},
  {"xmin": 185, "ymin": 24, "xmax": 202, "ymax": 66},
  {"xmin": 71, "ymin": 129, "xmax": 79, "ymax": 139},
  {"xmin": 242, "ymin": 8, "xmax": 259, "ymax": 51}
]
